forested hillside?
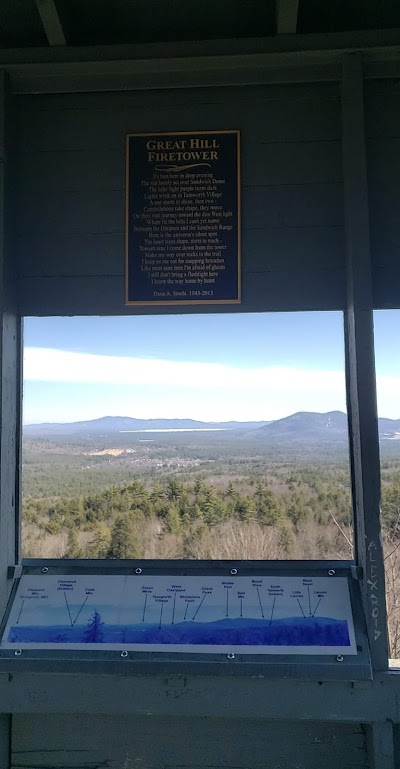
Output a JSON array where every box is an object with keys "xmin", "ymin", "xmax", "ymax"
[
  {"xmin": 23, "ymin": 464, "xmax": 353, "ymax": 561},
  {"xmin": 21, "ymin": 430, "xmax": 400, "ymax": 655}
]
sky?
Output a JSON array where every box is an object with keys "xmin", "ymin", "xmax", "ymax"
[{"xmin": 23, "ymin": 310, "xmax": 400, "ymax": 424}]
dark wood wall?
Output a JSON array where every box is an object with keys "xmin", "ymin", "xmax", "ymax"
[
  {"xmin": 14, "ymin": 82, "xmax": 345, "ymax": 315},
  {"xmin": 11, "ymin": 714, "xmax": 368, "ymax": 769},
  {"xmin": 366, "ymin": 79, "xmax": 400, "ymax": 308}
]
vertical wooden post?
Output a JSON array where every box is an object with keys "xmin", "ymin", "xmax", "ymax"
[
  {"xmin": 0, "ymin": 68, "xmax": 20, "ymax": 769},
  {"xmin": 342, "ymin": 52, "xmax": 389, "ymax": 670},
  {"xmin": 0, "ymin": 70, "xmax": 22, "ymax": 616},
  {"xmin": 0, "ymin": 715, "xmax": 10, "ymax": 769}
]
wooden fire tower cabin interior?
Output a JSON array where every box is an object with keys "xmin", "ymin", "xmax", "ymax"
[{"xmin": 2, "ymin": 1, "xmax": 400, "ymax": 767}]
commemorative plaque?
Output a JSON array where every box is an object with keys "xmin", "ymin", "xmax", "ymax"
[{"xmin": 125, "ymin": 130, "xmax": 240, "ymax": 305}]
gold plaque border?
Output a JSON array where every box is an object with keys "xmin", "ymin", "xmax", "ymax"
[{"xmin": 125, "ymin": 130, "xmax": 241, "ymax": 306}]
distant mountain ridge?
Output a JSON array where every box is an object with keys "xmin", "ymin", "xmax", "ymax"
[
  {"xmin": 253, "ymin": 410, "xmax": 348, "ymax": 442},
  {"xmin": 254, "ymin": 411, "xmax": 400, "ymax": 442},
  {"xmin": 24, "ymin": 411, "xmax": 400, "ymax": 441},
  {"xmin": 24, "ymin": 415, "xmax": 270, "ymax": 435}
]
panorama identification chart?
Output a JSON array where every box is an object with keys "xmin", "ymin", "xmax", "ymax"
[{"xmin": 1, "ymin": 574, "xmax": 357, "ymax": 655}]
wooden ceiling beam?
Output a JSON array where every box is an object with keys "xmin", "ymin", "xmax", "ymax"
[
  {"xmin": 276, "ymin": 0, "xmax": 299, "ymax": 35},
  {"xmin": 35, "ymin": 0, "xmax": 66, "ymax": 46}
]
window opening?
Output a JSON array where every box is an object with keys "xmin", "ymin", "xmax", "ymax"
[
  {"xmin": 374, "ymin": 309, "xmax": 400, "ymax": 662},
  {"xmin": 22, "ymin": 311, "xmax": 351, "ymax": 562}
]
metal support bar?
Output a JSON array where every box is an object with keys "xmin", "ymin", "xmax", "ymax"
[
  {"xmin": 342, "ymin": 52, "xmax": 389, "ymax": 670},
  {"xmin": 275, "ymin": 0, "xmax": 299, "ymax": 34},
  {"xmin": 35, "ymin": 0, "xmax": 66, "ymax": 46},
  {"xmin": 6, "ymin": 566, "xmax": 21, "ymax": 582}
]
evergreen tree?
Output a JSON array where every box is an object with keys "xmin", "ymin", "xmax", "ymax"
[
  {"xmin": 108, "ymin": 514, "xmax": 141, "ymax": 559},
  {"xmin": 225, "ymin": 482, "xmax": 237, "ymax": 499},
  {"xmin": 166, "ymin": 479, "xmax": 184, "ymax": 502},
  {"xmin": 87, "ymin": 525, "xmax": 111, "ymax": 558},
  {"xmin": 286, "ymin": 493, "xmax": 309, "ymax": 528},
  {"xmin": 150, "ymin": 482, "xmax": 165, "ymax": 504},
  {"xmin": 193, "ymin": 476, "xmax": 207, "ymax": 496},
  {"xmin": 235, "ymin": 496, "xmax": 255, "ymax": 522},
  {"xmin": 190, "ymin": 502, "xmax": 204, "ymax": 523},
  {"xmin": 83, "ymin": 610, "xmax": 104, "ymax": 643},
  {"xmin": 66, "ymin": 528, "xmax": 82, "ymax": 558},
  {"xmin": 165, "ymin": 504, "xmax": 182, "ymax": 536}
]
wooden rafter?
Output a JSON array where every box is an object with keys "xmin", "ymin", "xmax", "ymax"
[{"xmin": 35, "ymin": 0, "xmax": 66, "ymax": 46}]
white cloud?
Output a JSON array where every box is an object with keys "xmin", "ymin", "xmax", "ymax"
[
  {"xmin": 23, "ymin": 347, "xmax": 400, "ymax": 422},
  {"xmin": 24, "ymin": 347, "xmax": 345, "ymax": 394}
]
